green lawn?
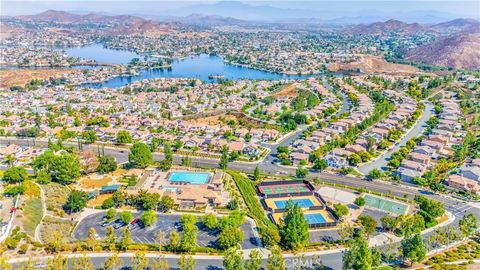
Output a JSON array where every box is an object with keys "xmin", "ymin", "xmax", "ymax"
[{"xmin": 22, "ymin": 197, "xmax": 43, "ymax": 237}]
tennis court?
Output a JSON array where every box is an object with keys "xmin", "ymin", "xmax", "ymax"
[
  {"xmin": 258, "ymin": 182, "xmax": 312, "ymax": 196},
  {"xmin": 363, "ymin": 194, "xmax": 408, "ymax": 215},
  {"xmin": 272, "ymin": 210, "xmax": 334, "ymax": 225},
  {"xmin": 304, "ymin": 213, "xmax": 327, "ymax": 224},
  {"xmin": 274, "ymin": 198, "xmax": 314, "ymax": 209}
]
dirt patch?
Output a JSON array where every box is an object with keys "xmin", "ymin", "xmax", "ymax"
[
  {"xmin": 87, "ymin": 193, "xmax": 112, "ymax": 207},
  {"xmin": 0, "ymin": 68, "xmax": 78, "ymax": 88},
  {"xmin": 79, "ymin": 176, "xmax": 113, "ymax": 189},
  {"xmin": 329, "ymin": 54, "xmax": 419, "ymax": 74},
  {"xmin": 184, "ymin": 112, "xmax": 267, "ymax": 128},
  {"xmin": 272, "ymin": 82, "xmax": 298, "ymax": 98}
]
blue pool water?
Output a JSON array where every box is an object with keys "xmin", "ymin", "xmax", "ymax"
[
  {"xmin": 168, "ymin": 172, "xmax": 211, "ymax": 184},
  {"xmin": 304, "ymin": 213, "xmax": 327, "ymax": 224},
  {"xmin": 274, "ymin": 198, "xmax": 314, "ymax": 209}
]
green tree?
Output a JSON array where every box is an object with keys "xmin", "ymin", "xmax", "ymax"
[
  {"xmin": 295, "ymin": 167, "xmax": 308, "ymax": 178},
  {"xmin": 267, "ymin": 245, "xmax": 285, "ymax": 270},
  {"xmin": 3, "ymin": 166, "xmax": 28, "ymax": 183},
  {"xmin": 159, "ymin": 195, "xmax": 175, "ymax": 212},
  {"xmin": 219, "ymin": 145, "xmax": 229, "ymax": 169},
  {"xmin": 141, "ymin": 210, "xmax": 157, "ymax": 227},
  {"xmin": 106, "ymin": 226, "xmax": 116, "ymax": 251},
  {"xmin": 313, "ymin": 159, "xmax": 328, "ymax": 171},
  {"xmin": 342, "ymin": 233, "xmax": 374, "ymax": 270},
  {"xmin": 36, "ymin": 169, "xmax": 52, "ymax": 184},
  {"xmin": 120, "ymin": 210, "xmax": 134, "ymax": 224},
  {"xmin": 116, "ymin": 130, "xmax": 132, "ymax": 144},
  {"xmin": 178, "ymin": 254, "xmax": 196, "ymax": 270},
  {"xmin": 129, "ymin": 143, "xmax": 153, "ymax": 168},
  {"xmin": 46, "ymin": 255, "xmax": 68, "ymax": 270},
  {"xmin": 400, "ymin": 234, "xmax": 426, "ymax": 266},
  {"xmin": 280, "ymin": 201, "xmax": 309, "ymax": 250},
  {"xmin": 334, "ymin": 203, "xmax": 349, "ymax": 218},
  {"xmin": 181, "ymin": 156, "xmax": 192, "ymax": 167},
  {"xmin": 358, "ymin": 215, "xmax": 377, "ymax": 238},
  {"xmin": 261, "ymin": 224, "xmax": 281, "ymax": 247},
  {"xmin": 244, "ymin": 249, "xmax": 262, "ymax": 270},
  {"xmin": 118, "ymin": 227, "xmax": 132, "ymax": 251},
  {"xmin": 180, "ymin": 216, "xmax": 198, "ymax": 252},
  {"xmin": 348, "ymin": 153, "xmax": 362, "ymax": 166},
  {"xmin": 202, "ymin": 213, "xmax": 218, "ymax": 230},
  {"xmin": 338, "ymin": 222, "xmax": 355, "ymax": 241},
  {"xmin": 131, "ymin": 251, "xmax": 148, "ymax": 270},
  {"xmin": 82, "ymin": 130, "xmax": 97, "ymax": 144},
  {"xmin": 253, "ymin": 166, "xmax": 261, "ymax": 180},
  {"xmin": 223, "ymin": 247, "xmax": 243, "ymax": 270},
  {"xmin": 169, "ymin": 230, "xmax": 180, "ymax": 251},
  {"xmin": 51, "ymin": 154, "xmax": 81, "ymax": 184},
  {"xmin": 106, "ymin": 208, "xmax": 117, "ymax": 221},
  {"xmin": 218, "ymin": 226, "xmax": 244, "ymax": 250},
  {"xmin": 72, "ymin": 255, "xmax": 95, "ymax": 270},
  {"xmin": 97, "ymin": 155, "xmax": 117, "ymax": 173},
  {"xmin": 102, "ymin": 254, "xmax": 123, "ymax": 270},
  {"xmin": 354, "ymin": 197, "xmax": 365, "ymax": 206},
  {"xmin": 367, "ymin": 169, "xmax": 382, "ymax": 180},
  {"xmin": 85, "ymin": 228, "xmax": 99, "ymax": 251},
  {"xmin": 64, "ymin": 189, "xmax": 88, "ymax": 213},
  {"xmin": 458, "ymin": 213, "xmax": 477, "ymax": 238}
]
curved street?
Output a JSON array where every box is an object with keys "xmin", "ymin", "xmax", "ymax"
[{"xmin": 358, "ymin": 102, "xmax": 434, "ymax": 174}]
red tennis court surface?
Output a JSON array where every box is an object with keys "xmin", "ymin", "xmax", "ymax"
[{"xmin": 258, "ymin": 183, "xmax": 312, "ymax": 196}]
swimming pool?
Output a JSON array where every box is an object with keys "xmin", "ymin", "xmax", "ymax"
[
  {"xmin": 274, "ymin": 198, "xmax": 314, "ymax": 209},
  {"xmin": 168, "ymin": 171, "xmax": 211, "ymax": 184},
  {"xmin": 304, "ymin": 213, "xmax": 327, "ymax": 224}
]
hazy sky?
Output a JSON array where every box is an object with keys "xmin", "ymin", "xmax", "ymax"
[{"xmin": 1, "ymin": 0, "xmax": 479, "ymax": 19}]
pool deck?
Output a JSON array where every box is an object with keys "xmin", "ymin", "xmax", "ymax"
[
  {"xmin": 264, "ymin": 195, "xmax": 322, "ymax": 210},
  {"xmin": 272, "ymin": 209, "xmax": 335, "ymax": 225}
]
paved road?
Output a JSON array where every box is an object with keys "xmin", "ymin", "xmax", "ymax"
[
  {"xmin": 2, "ymin": 133, "xmax": 480, "ymax": 269},
  {"xmin": 358, "ymin": 102, "xmax": 434, "ymax": 174}
]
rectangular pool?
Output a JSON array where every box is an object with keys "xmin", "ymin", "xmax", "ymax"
[{"xmin": 168, "ymin": 171, "xmax": 211, "ymax": 185}]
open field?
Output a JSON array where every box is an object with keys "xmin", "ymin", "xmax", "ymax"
[
  {"xmin": 43, "ymin": 183, "xmax": 70, "ymax": 216},
  {"xmin": 0, "ymin": 68, "xmax": 78, "ymax": 88},
  {"xmin": 20, "ymin": 198, "xmax": 43, "ymax": 237},
  {"xmin": 87, "ymin": 193, "xmax": 112, "ymax": 207},
  {"xmin": 272, "ymin": 82, "xmax": 298, "ymax": 98},
  {"xmin": 79, "ymin": 176, "xmax": 113, "ymax": 189},
  {"xmin": 329, "ymin": 54, "xmax": 419, "ymax": 74},
  {"xmin": 184, "ymin": 112, "xmax": 268, "ymax": 128},
  {"xmin": 39, "ymin": 216, "xmax": 77, "ymax": 243}
]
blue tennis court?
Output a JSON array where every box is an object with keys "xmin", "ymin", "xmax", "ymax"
[
  {"xmin": 304, "ymin": 213, "xmax": 327, "ymax": 224},
  {"xmin": 274, "ymin": 198, "xmax": 314, "ymax": 209}
]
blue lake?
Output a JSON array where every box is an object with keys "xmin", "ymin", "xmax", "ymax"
[{"xmin": 65, "ymin": 44, "xmax": 315, "ymax": 88}]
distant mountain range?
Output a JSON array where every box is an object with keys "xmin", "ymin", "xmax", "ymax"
[
  {"xmin": 6, "ymin": 9, "xmax": 480, "ymax": 70},
  {"xmin": 406, "ymin": 30, "xmax": 480, "ymax": 70}
]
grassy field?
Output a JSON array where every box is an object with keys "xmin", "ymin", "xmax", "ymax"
[
  {"xmin": 21, "ymin": 197, "xmax": 43, "ymax": 237},
  {"xmin": 43, "ymin": 183, "xmax": 70, "ymax": 216},
  {"xmin": 39, "ymin": 216, "xmax": 76, "ymax": 243}
]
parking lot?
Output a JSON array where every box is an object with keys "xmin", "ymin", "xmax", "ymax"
[{"xmin": 73, "ymin": 212, "xmax": 259, "ymax": 249}]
